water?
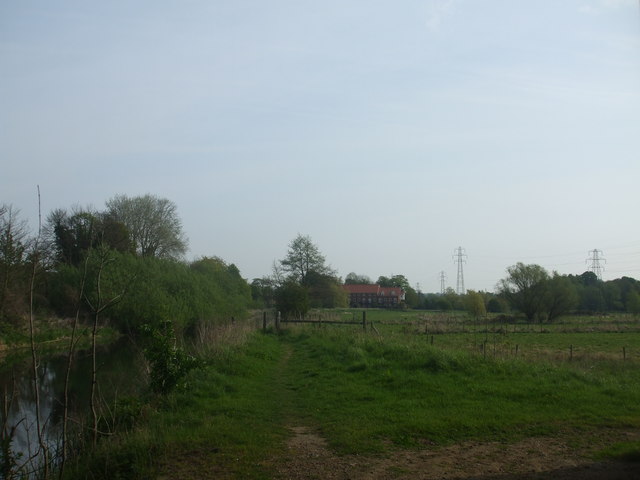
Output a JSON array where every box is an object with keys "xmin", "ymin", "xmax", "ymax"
[{"xmin": 0, "ymin": 337, "xmax": 144, "ymax": 477}]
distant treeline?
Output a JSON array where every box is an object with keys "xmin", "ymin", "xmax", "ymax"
[{"xmin": 421, "ymin": 267, "xmax": 640, "ymax": 321}]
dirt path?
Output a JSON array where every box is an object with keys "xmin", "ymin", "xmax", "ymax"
[{"xmin": 274, "ymin": 425, "xmax": 640, "ymax": 480}]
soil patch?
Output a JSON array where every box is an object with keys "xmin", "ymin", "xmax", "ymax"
[{"xmin": 274, "ymin": 426, "xmax": 640, "ymax": 480}]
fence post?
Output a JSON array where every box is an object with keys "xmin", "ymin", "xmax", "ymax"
[
  {"xmin": 362, "ymin": 311, "xmax": 367, "ymax": 332},
  {"xmin": 569, "ymin": 345, "xmax": 573, "ymax": 361},
  {"xmin": 623, "ymin": 346, "xmax": 627, "ymax": 362},
  {"xmin": 263, "ymin": 311, "xmax": 267, "ymax": 332},
  {"xmin": 276, "ymin": 311, "xmax": 281, "ymax": 331}
]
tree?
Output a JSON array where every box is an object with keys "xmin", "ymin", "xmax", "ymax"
[
  {"xmin": 464, "ymin": 290, "xmax": 486, "ymax": 319},
  {"xmin": 345, "ymin": 272, "xmax": 372, "ymax": 285},
  {"xmin": 306, "ymin": 271, "xmax": 348, "ymax": 308},
  {"xmin": 0, "ymin": 205, "xmax": 31, "ymax": 322},
  {"xmin": 627, "ymin": 290, "xmax": 640, "ymax": 316},
  {"xmin": 545, "ymin": 273, "xmax": 578, "ymax": 321},
  {"xmin": 497, "ymin": 263, "xmax": 549, "ymax": 321},
  {"xmin": 47, "ymin": 207, "xmax": 96, "ymax": 266},
  {"xmin": 581, "ymin": 285, "xmax": 606, "ymax": 313},
  {"xmin": 280, "ymin": 234, "xmax": 333, "ymax": 285},
  {"xmin": 106, "ymin": 194, "xmax": 187, "ymax": 259},
  {"xmin": 46, "ymin": 207, "xmax": 133, "ymax": 266},
  {"xmin": 251, "ymin": 277, "xmax": 276, "ymax": 308},
  {"xmin": 275, "ymin": 281, "xmax": 309, "ymax": 320}
]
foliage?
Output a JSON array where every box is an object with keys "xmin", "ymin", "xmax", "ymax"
[
  {"xmin": 0, "ymin": 205, "xmax": 31, "ymax": 323},
  {"xmin": 274, "ymin": 281, "xmax": 309, "ymax": 320},
  {"xmin": 46, "ymin": 207, "xmax": 133, "ymax": 266},
  {"xmin": 276, "ymin": 234, "xmax": 344, "ymax": 313},
  {"xmin": 545, "ymin": 274, "xmax": 578, "ymax": 321},
  {"xmin": 306, "ymin": 271, "xmax": 348, "ymax": 309},
  {"xmin": 464, "ymin": 290, "xmax": 486, "ymax": 319},
  {"xmin": 250, "ymin": 277, "xmax": 276, "ymax": 308},
  {"xmin": 46, "ymin": 251, "xmax": 252, "ymax": 335},
  {"xmin": 141, "ymin": 322, "xmax": 201, "ymax": 395},
  {"xmin": 344, "ymin": 272, "xmax": 372, "ymax": 285},
  {"xmin": 280, "ymin": 234, "xmax": 334, "ymax": 285},
  {"xmin": 106, "ymin": 194, "xmax": 187, "ymax": 259},
  {"xmin": 498, "ymin": 263, "xmax": 550, "ymax": 321}
]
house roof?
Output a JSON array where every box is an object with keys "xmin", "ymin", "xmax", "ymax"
[
  {"xmin": 343, "ymin": 284, "xmax": 380, "ymax": 294},
  {"xmin": 342, "ymin": 284, "xmax": 405, "ymax": 297}
]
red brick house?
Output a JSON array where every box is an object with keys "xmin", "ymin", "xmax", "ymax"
[{"xmin": 342, "ymin": 284, "xmax": 405, "ymax": 308}]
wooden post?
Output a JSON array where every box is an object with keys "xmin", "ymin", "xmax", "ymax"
[
  {"xmin": 515, "ymin": 344, "xmax": 519, "ymax": 357},
  {"xmin": 623, "ymin": 346, "xmax": 627, "ymax": 361},
  {"xmin": 569, "ymin": 345, "xmax": 573, "ymax": 361},
  {"xmin": 362, "ymin": 311, "xmax": 367, "ymax": 331},
  {"xmin": 263, "ymin": 311, "xmax": 267, "ymax": 332},
  {"xmin": 276, "ymin": 311, "xmax": 281, "ymax": 331}
]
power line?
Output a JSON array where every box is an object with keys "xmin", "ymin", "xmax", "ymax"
[{"xmin": 453, "ymin": 247, "xmax": 467, "ymax": 295}]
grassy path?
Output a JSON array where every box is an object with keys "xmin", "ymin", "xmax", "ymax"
[{"xmin": 70, "ymin": 327, "xmax": 640, "ymax": 478}]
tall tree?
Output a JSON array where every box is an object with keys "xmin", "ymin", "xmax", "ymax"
[
  {"xmin": 497, "ymin": 263, "xmax": 549, "ymax": 321},
  {"xmin": 0, "ymin": 205, "xmax": 31, "ymax": 322},
  {"xmin": 545, "ymin": 273, "xmax": 578, "ymax": 321},
  {"xmin": 280, "ymin": 234, "xmax": 333, "ymax": 285},
  {"xmin": 106, "ymin": 194, "xmax": 187, "ymax": 259}
]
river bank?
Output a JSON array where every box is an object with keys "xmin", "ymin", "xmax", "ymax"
[{"xmin": 0, "ymin": 318, "xmax": 120, "ymax": 362}]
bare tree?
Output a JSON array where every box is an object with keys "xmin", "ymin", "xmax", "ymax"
[
  {"xmin": 106, "ymin": 194, "xmax": 187, "ymax": 259},
  {"xmin": 27, "ymin": 187, "xmax": 49, "ymax": 478},
  {"xmin": 0, "ymin": 205, "xmax": 31, "ymax": 322},
  {"xmin": 82, "ymin": 246, "xmax": 129, "ymax": 447}
]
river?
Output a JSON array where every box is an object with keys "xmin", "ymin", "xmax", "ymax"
[{"xmin": 0, "ymin": 337, "xmax": 145, "ymax": 477}]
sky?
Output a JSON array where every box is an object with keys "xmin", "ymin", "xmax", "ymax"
[{"xmin": 2, "ymin": 0, "xmax": 640, "ymax": 293}]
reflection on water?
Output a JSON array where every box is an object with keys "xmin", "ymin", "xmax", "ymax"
[{"xmin": 0, "ymin": 337, "xmax": 145, "ymax": 477}]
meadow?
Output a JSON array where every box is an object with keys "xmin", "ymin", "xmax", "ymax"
[{"xmin": 65, "ymin": 310, "xmax": 640, "ymax": 479}]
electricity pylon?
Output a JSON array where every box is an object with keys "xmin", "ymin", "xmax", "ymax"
[
  {"xmin": 453, "ymin": 247, "xmax": 467, "ymax": 295},
  {"xmin": 439, "ymin": 271, "xmax": 447, "ymax": 294},
  {"xmin": 586, "ymin": 249, "xmax": 606, "ymax": 281}
]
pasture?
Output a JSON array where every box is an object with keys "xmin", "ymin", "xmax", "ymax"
[{"xmin": 70, "ymin": 310, "xmax": 640, "ymax": 479}]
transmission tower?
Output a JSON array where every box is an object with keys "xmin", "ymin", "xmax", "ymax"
[
  {"xmin": 439, "ymin": 271, "xmax": 447, "ymax": 294},
  {"xmin": 586, "ymin": 249, "xmax": 606, "ymax": 281},
  {"xmin": 453, "ymin": 247, "xmax": 467, "ymax": 295}
]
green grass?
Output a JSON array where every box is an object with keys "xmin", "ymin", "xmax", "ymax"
[
  {"xmin": 63, "ymin": 317, "xmax": 640, "ymax": 478},
  {"xmin": 597, "ymin": 441, "xmax": 640, "ymax": 462},
  {"xmin": 280, "ymin": 326, "xmax": 640, "ymax": 454},
  {"xmin": 64, "ymin": 332, "xmax": 289, "ymax": 479}
]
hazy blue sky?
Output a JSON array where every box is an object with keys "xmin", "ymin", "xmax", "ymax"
[{"xmin": 2, "ymin": 0, "xmax": 639, "ymax": 293}]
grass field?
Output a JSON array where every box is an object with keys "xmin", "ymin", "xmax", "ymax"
[{"xmin": 65, "ymin": 311, "xmax": 640, "ymax": 479}]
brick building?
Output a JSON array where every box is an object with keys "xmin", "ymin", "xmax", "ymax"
[{"xmin": 342, "ymin": 284, "xmax": 405, "ymax": 308}]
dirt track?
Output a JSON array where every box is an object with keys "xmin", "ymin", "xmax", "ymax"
[{"xmin": 274, "ymin": 425, "xmax": 640, "ymax": 480}]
